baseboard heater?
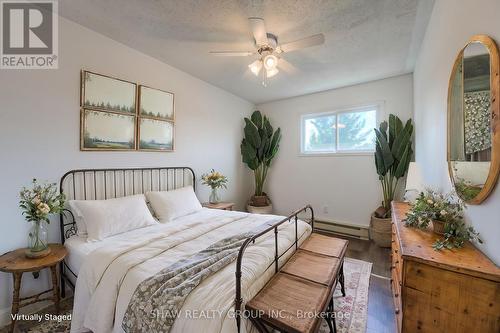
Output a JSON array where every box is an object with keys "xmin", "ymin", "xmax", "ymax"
[{"xmin": 312, "ymin": 219, "xmax": 370, "ymax": 240}]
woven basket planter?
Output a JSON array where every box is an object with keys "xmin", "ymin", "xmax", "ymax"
[
  {"xmin": 432, "ymin": 220, "xmax": 447, "ymax": 235},
  {"xmin": 247, "ymin": 204, "xmax": 273, "ymax": 214},
  {"xmin": 370, "ymin": 214, "xmax": 392, "ymax": 248},
  {"xmin": 247, "ymin": 193, "xmax": 273, "ymax": 214}
]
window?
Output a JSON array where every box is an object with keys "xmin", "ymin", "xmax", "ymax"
[{"xmin": 301, "ymin": 105, "xmax": 378, "ymax": 155}]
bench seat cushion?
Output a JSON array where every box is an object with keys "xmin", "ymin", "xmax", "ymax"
[
  {"xmin": 281, "ymin": 250, "xmax": 340, "ymax": 287},
  {"xmin": 300, "ymin": 233, "xmax": 348, "ymax": 258},
  {"xmin": 246, "ymin": 273, "xmax": 330, "ymax": 333}
]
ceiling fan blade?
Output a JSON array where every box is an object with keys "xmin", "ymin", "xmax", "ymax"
[
  {"xmin": 278, "ymin": 33, "xmax": 325, "ymax": 53},
  {"xmin": 248, "ymin": 17, "xmax": 269, "ymax": 46},
  {"xmin": 209, "ymin": 51, "xmax": 254, "ymax": 56},
  {"xmin": 278, "ymin": 58, "xmax": 298, "ymax": 75}
]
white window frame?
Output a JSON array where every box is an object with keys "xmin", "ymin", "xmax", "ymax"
[{"xmin": 299, "ymin": 102, "xmax": 384, "ymax": 156}]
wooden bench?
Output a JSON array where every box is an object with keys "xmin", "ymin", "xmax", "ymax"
[{"xmin": 246, "ymin": 233, "xmax": 348, "ymax": 333}]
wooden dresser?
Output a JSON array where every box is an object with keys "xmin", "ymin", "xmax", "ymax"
[{"xmin": 391, "ymin": 202, "xmax": 500, "ymax": 332}]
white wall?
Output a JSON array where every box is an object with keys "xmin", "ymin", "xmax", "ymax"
[
  {"xmin": 0, "ymin": 17, "xmax": 254, "ymax": 319},
  {"xmin": 257, "ymin": 74, "xmax": 413, "ymax": 227},
  {"xmin": 413, "ymin": 0, "xmax": 500, "ymax": 264}
]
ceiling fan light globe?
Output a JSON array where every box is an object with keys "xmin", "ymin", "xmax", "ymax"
[
  {"xmin": 266, "ymin": 67, "xmax": 279, "ymax": 78},
  {"xmin": 248, "ymin": 60, "xmax": 262, "ymax": 76},
  {"xmin": 263, "ymin": 54, "xmax": 278, "ymax": 70}
]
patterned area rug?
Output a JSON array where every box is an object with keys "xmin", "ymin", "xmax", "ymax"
[
  {"xmin": 1, "ymin": 258, "xmax": 371, "ymax": 333},
  {"xmin": 319, "ymin": 258, "xmax": 372, "ymax": 333}
]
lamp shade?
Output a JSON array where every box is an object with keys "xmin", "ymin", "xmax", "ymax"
[
  {"xmin": 266, "ymin": 67, "xmax": 279, "ymax": 78},
  {"xmin": 404, "ymin": 162, "xmax": 424, "ymax": 202},
  {"xmin": 248, "ymin": 60, "xmax": 262, "ymax": 76},
  {"xmin": 263, "ymin": 54, "xmax": 278, "ymax": 70}
]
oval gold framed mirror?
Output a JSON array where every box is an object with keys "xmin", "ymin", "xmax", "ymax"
[{"xmin": 448, "ymin": 35, "xmax": 500, "ymax": 204}]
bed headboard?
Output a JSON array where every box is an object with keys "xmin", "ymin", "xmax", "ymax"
[{"xmin": 59, "ymin": 167, "xmax": 195, "ymax": 242}]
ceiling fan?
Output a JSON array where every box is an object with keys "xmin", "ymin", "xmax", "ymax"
[{"xmin": 210, "ymin": 17, "xmax": 325, "ymax": 86}]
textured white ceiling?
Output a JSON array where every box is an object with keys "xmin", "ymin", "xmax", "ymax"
[{"xmin": 59, "ymin": 0, "xmax": 434, "ymax": 104}]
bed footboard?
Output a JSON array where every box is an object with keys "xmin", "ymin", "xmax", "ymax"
[{"xmin": 234, "ymin": 205, "xmax": 314, "ymax": 333}]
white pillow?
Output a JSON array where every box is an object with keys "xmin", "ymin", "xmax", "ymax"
[
  {"xmin": 69, "ymin": 194, "xmax": 157, "ymax": 242},
  {"xmin": 68, "ymin": 201, "xmax": 88, "ymax": 237},
  {"xmin": 146, "ymin": 186, "xmax": 202, "ymax": 223}
]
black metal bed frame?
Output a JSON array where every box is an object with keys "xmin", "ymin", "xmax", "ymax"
[
  {"xmin": 58, "ymin": 166, "xmax": 314, "ymax": 333},
  {"xmin": 58, "ymin": 166, "xmax": 196, "ymax": 297}
]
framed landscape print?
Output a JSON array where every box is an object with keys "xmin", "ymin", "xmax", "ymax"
[
  {"xmin": 139, "ymin": 85, "xmax": 174, "ymax": 121},
  {"xmin": 81, "ymin": 71, "xmax": 136, "ymax": 114},
  {"xmin": 81, "ymin": 109, "xmax": 136, "ymax": 150},
  {"xmin": 79, "ymin": 69, "xmax": 175, "ymax": 152},
  {"xmin": 138, "ymin": 118, "xmax": 174, "ymax": 151}
]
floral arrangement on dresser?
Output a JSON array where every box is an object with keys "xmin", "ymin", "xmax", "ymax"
[
  {"xmin": 201, "ymin": 169, "xmax": 228, "ymax": 204},
  {"xmin": 404, "ymin": 189, "xmax": 482, "ymax": 250},
  {"xmin": 19, "ymin": 179, "xmax": 65, "ymax": 257}
]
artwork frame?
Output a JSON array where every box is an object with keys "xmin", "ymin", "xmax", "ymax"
[
  {"xmin": 138, "ymin": 85, "xmax": 175, "ymax": 121},
  {"xmin": 80, "ymin": 109, "xmax": 137, "ymax": 151},
  {"xmin": 81, "ymin": 70, "xmax": 137, "ymax": 114},
  {"xmin": 138, "ymin": 118, "xmax": 174, "ymax": 152},
  {"xmin": 79, "ymin": 69, "xmax": 176, "ymax": 152}
]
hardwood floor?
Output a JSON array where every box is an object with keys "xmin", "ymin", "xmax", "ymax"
[{"xmin": 320, "ymin": 232, "xmax": 397, "ymax": 333}]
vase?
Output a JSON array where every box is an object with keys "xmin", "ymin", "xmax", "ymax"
[
  {"xmin": 209, "ymin": 188, "xmax": 221, "ymax": 204},
  {"xmin": 432, "ymin": 220, "xmax": 447, "ymax": 235},
  {"xmin": 26, "ymin": 221, "xmax": 50, "ymax": 258}
]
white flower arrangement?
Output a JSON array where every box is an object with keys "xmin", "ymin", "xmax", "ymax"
[{"xmin": 19, "ymin": 179, "xmax": 65, "ymax": 223}]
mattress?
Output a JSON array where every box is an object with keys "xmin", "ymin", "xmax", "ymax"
[{"xmin": 64, "ymin": 208, "xmax": 240, "ymax": 276}]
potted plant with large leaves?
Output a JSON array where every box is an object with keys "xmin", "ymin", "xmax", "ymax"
[
  {"xmin": 371, "ymin": 114, "xmax": 413, "ymax": 247},
  {"xmin": 241, "ymin": 110, "xmax": 281, "ymax": 213}
]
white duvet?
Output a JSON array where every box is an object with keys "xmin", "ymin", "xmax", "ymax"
[{"xmin": 70, "ymin": 208, "xmax": 312, "ymax": 333}]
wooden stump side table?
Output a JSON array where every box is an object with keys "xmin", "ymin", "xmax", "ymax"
[{"xmin": 0, "ymin": 244, "xmax": 67, "ymax": 333}]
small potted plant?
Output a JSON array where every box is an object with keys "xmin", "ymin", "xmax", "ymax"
[
  {"xmin": 19, "ymin": 179, "xmax": 65, "ymax": 258},
  {"xmin": 201, "ymin": 169, "xmax": 228, "ymax": 204},
  {"xmin": 404, "ymin": 189, "xmax": 482, "ymax": 250}
]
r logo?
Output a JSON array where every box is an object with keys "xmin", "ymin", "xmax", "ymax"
[
  {"xmin": 2, "ymin": 2, "xmax": 53, "ymax": 54},
  {"xmin": 1, "ymin": 0, "xmax": 57, "ymax": 68}
]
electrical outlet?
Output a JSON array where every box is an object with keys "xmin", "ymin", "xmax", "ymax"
[{"xmin": 322, "ymin": 205, "xmax": 329, "ymax": 214}]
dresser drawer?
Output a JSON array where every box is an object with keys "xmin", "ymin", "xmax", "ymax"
[
  {"xmin": 404, "ymin": 261, "xmax": 500, "ymax": 332},
  {"xmin": 391, "ymin": 268, "xmax": 402, "ymax": 332},
  {"xmin": 391, "ymin": 246, "xmax": 402, "ymax": 278},
  {"xmin": 391, "ymin": 224, "xmax": 403, "ymax": 281},
  {"xmin": 391, "ymin": 267, "xmax": 401, "ymax": 300}
]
